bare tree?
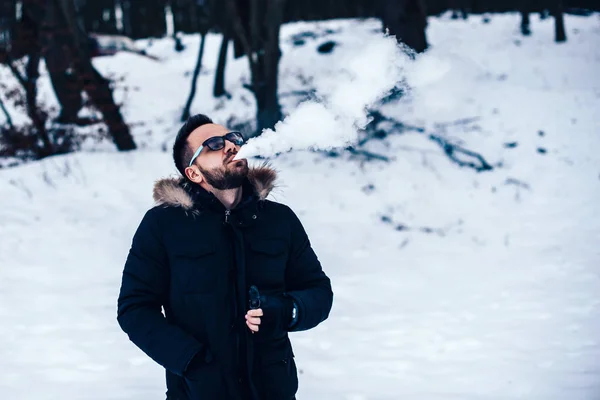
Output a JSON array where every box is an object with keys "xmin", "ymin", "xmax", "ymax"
[
  {"xmin": 46, "ymin": 0, "xmax": 136, "ymax": 150},
  {"xmin": 227, "ymin": 0, "xmax": 286, "ymax": 133}
]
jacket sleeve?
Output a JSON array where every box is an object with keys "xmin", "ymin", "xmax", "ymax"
[
  {"xmin": 117, "ymin": 208, "xmax": 207, "ymax": 376},
  {"xmin": 284, "ymin": 207, "xmax": 333, "ymax": 332}
]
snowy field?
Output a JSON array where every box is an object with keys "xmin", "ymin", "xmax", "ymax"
[{"xmin": 1, "ymin": 13, "xmax": 600, "ymax": 400}]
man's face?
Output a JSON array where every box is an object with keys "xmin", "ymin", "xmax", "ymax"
[{"xmin": 185, "ymin": 124, "xmax": 249, "ymax": 190}]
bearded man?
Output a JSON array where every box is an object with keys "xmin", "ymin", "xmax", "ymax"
[{"xmin": 117, "ymin": 114, "xmax": 333, "ymax": 400}]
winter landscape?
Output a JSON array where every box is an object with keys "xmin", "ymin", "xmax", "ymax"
[{"xmin": 1, "ymin": 9, "xmax": 600, "ymax": 400}]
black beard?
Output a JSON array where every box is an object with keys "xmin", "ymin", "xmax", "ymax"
[{"xmin": 199, "ymin": 162, "xmax": 248, "ymax": 190}]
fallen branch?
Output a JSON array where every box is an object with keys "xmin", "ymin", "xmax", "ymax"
[
  {"xmin": 279, "ymin": 89, "xmax": 316, "ymax": 99},
  {"xmin": 316, "ymin": 147, "xmax": 390, "ymax": 162},
  {"xmin": 504, "ymin": 177, "xmax": 531, "ymax": 190},
  {"xmin": 428, "ymin": 134, "xmax": 493, "ymax": 172},
  {"xmin": 433, "ymin": 117, "xmax": 481, "ymax": 128},
  {"xmin": 382, "ymin": 216, "xmax": 447, "ymax": 237},
  {"xmin": 359, "ymin": 110, "xmax": 424, "ymax": 146},
  {"xmin": 347, "ymin": 148, "xmax": 390, "ymax": 162}
]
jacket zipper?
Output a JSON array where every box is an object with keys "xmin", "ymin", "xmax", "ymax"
[{"xmin": 225, "ymin": 209, "xmax": 231, "ymax": 223}]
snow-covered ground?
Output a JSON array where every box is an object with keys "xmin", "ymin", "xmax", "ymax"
[{"xmin": 1, "ymin": 13, "xmax": 600, "ymax": 400}]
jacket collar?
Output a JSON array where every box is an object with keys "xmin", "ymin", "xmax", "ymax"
[{"xmin": 152, "ymin": 164, "xmax": 277, "ymax": 215}]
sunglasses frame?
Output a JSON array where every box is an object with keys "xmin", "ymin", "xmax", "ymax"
[{"xmin": 188, "ymin": 131, "xmax": 245, "ymax": 167}]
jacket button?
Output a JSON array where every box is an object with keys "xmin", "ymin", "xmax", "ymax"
[{"xmin": 252, "ymin": 214, "xmax": 257, "ymax": 219}]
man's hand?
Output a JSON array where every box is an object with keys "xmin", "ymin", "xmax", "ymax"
[
  {"xmin": 245, "ymin": 308, "xmax": 263, "ymax": 333},
  {"xmin": 245, "ymin": 294, "xmax": 295, "ymax": 338}
]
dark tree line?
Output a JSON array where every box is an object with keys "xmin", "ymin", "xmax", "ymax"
[
  {"xmin": 0, "ymin": 0, "xmax": 596, "ymax": 162},
  {"xmin": 68, "ymin": 0, "xmax": 598, "ymax": 38}
]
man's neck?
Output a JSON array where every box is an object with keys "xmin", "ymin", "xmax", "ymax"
[{"xmin": 206, "ymin": 185, "xmax": 243, "ymax": 210}]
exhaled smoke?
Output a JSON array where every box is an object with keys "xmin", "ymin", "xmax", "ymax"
[{"xmin": 235, "ymin": 34, "xmax": 411, "ymax": 160}]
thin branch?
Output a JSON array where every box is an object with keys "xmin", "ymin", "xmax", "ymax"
[
  {"xmin": 6, "ymin": 59, "xmax": 27, "ymax": 88},
  {"xmin": 181, "ymin": 32, "xmax": 206, "ymax": 121},
  {"xmin": 0, "ymin": 97, "xmax": 15, "ymax": 130}
]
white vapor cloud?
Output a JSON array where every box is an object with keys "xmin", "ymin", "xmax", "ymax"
[{"xmin": 235, "ymin": 34, "xmax": 411, "ymax": 160}]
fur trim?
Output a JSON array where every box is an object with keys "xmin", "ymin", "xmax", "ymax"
[
  {"xmin": 152, "ymin": 165, "xmax": 277, "ymax": 210},
  {"xmin": 247, "ymin": 163, "xmax": 277, "ymax": 201},
  {"xmin": 153, "ymin": 177, "xmax": 194, "ymax": 210}
]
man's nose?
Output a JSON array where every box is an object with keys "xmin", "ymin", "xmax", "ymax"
[{"xmin": 224, "ymin": 139, "xmax": 238, "ymax": 153}]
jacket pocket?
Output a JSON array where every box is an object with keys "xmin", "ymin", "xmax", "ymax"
[
  {"xmin": 183, "ymin": 360, "xmax": 225, "ymax": 400},
  {"xmin": 248, "ymin": 239, "xmax": 288, "ymax": 287},
  {"xmin": 171, "ymin": 243, "xmax": 218, "ymax": 293},
  {"xmin": 254, "ymin": 336, "xmax": 298, "ymax": 399},
  {"xmin": 258, "ymin": 357, "xmax": 299, "ymax": 400}
]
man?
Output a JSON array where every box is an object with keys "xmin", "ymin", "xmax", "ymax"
[{"xmin": 117, "ymin": 114, "xmax": 333, "ymax": 400}]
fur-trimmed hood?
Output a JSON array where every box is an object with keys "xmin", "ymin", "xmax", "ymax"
[{"xmin": 152, "ymin": 165, "xmax": 277, "ymax": 211}]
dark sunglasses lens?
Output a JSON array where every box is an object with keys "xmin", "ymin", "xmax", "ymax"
[
  {"xmin": 204, "ymin": 137, "xmax": 225, "ymax": 151},
  {"xmin": 226, "ymin": 132, "xmax": 245, "ymax": 145}
]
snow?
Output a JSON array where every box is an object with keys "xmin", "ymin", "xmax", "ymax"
[{"xmin": 1, "ymin": 13, "xmax": 600, "ymax": 400}]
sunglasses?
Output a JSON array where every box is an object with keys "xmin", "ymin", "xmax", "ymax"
[{"xmin": 188, "ymin": 131, "xmax": 245, "ymax": 167}]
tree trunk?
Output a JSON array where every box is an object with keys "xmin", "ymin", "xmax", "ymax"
[
  {"xmin": 254, "ymin": 0, "xmax": 284, "ymax": 133},
  {"xmin": 122, "ymin": 0, "xmax": 166, "ymax": 39},
  {"xmin": 213, "ymin": 34, "xmax": 229, "ymax": 97},
  {"xmin": 227, "ymin": 0, "xmax": 285, "ymax": 134},
  {"xmin": 554, "ymin": 0, "xmax": 567, "ymax": 43},
  {"xmin": 449, "ymin": 0, "xmax": 463, "ymax": 19},
  {"xmin": 380, "ymin": 0, "xmax": 428, "ymax": 54},
  {"xmin": 0, "ymin": 0, "xmax": 16, "ymax": 58},
  {"xmin": 181, "ymin": 32, "xmax": 206, "ymax": 121},
  {"xmin": 55, "ymin": 0, "xmax": 136, "ymax": 151},
  {"xmin": 171, "ymin": 0, "xmax": 195, "ymax": 34},
  {"xmin": 26, "ymin": 0, "xmax": 82, "ymax": 123},
  {"xmin": 82, "ymin": 0, "xmax": 117, "ymax": 34},
  {"xmin": 520, "ymin": 0, "xmax": 532, "ymax": 36},
  {"xmin": 6, "ymin": 44, "xmax": 53, "ymax": 156},
  {"xmin": 23, "ymin": 50, "xmax": 54, "ymax": 155},
  {"xmin": 42, "ymin": 13, "xmax": 83, "ymax": 123},
  {"xmin": 120, "ymin": 0, "xmax": 133, "ymax": 37},
  {"xmin": 5, "ymin": 0, "xmax": 38, "ymax": 61}
]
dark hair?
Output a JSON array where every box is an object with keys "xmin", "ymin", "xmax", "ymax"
[{"xmin": 173, "ymin": 114, "xmax": 213, "ymax": 177}]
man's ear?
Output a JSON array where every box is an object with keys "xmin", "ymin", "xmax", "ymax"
[{"xmin": 185, "ymin": 166, "xmax": 204, "ymax": 184}]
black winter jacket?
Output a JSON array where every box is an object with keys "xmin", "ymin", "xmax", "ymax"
[{"xmin": 117, "ymin": 166, "xmax": 333, "ymax": 400}]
